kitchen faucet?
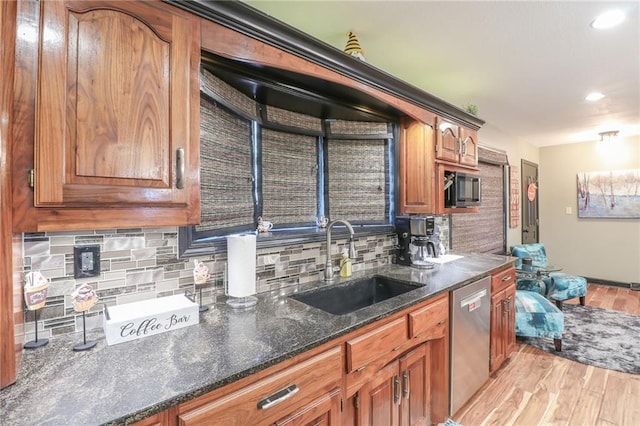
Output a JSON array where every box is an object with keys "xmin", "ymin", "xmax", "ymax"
[{"xmin": 324, "ymin": 219, "xmax": 357, "ymax": 281}]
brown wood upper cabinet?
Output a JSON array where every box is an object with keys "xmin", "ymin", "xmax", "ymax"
[
  {"xmin": 13, "ymin": 0, "xmax": 201, "ymax": 230},
  {"xmin": 399, "ymin": 117, "xmax": 436, "ymax": 215},
  {"xmin": 36, "ymin": 0, "xmax": 199, "ymax": 207},
  {"xmin": 435, "ymin": 118, "xmax": 478, "ymax": 168}
]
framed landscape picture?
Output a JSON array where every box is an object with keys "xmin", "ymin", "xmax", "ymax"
[{"xmin": 577, "ymin": 169, "xmax": 640, "ymax": 218}]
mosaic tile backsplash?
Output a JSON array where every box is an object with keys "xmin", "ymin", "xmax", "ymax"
[
  {"xmin": 21, "ymin": 217, "xmax": 449, "ymax": 341},
  {"xmin": 20, "ymin": 228, "xmax": 389, "ymax": 340}
]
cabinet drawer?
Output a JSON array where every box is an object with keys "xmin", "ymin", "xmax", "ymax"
[
  {"xmin": 346, "ymin": 317, "xmax": 407, "ymax": 373},
  {"xmin": 408, "ymin": 294, "xmax": 448, "ymax": 340},
  {"xmin": 492, "ymin": 267, "xmax": 516, "ymax": 293},
  {"xmin": 178, "ymin": 346, "xmax": 341, "ymax": 426}
]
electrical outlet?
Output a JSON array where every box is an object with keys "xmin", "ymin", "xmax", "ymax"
[
  {"xmin": 74, "ymin": 245, "xmax": 101, "ymax": 279},
  {"xmin": 565, "ymin": 206, "xmax": 572, "ymax": 215}
]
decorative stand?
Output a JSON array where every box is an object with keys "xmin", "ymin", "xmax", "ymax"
[
  {"xmin": 71, "ymin": 283, "xmax": 98, "ymax": 351},
  {"xmin": 192, "ymin": 259, "xmax": 210, "ymax": 313},
  {"xmin": 24, "ymin": 309, "xmax": 48, "ymax": 349},
  {"xmin": 73, "ymin": 310, "xmax": 97, "ymax": 352},
  {"xmin": 197, "ymin": 286, "xmax": 209, "ymax": 313}
]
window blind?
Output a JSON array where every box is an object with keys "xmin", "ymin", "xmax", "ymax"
[
  {"xmin": 326, "ymin": 138, "xmax": 389, "ymax": 222},
  {"xmin": 197, "ymin": 98, "xmax": 254, "ymax": 232},
  {"xmin": 451, "ymin": 147, "xmax": 508, "ymax": 254},
  {"xmin": 261, "ymin": 129, "xmax": 318, "ymax": 225}
]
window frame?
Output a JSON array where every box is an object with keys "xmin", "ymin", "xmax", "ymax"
[{"xmin": 179, "ymin": 100, "xmax": 396, "ymax": 258}]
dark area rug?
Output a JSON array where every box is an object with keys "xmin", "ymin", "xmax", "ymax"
[{"xmin": 520, "ymin": 303, "xmax": 640, "ymax": 375}]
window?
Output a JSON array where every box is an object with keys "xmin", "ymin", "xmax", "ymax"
[{"xmin": 179, "ymin": 68, "xmax": 395, "ymax": 256}]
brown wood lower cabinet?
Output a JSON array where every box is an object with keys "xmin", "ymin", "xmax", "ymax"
[
  {"xmin": 134, "ymin": 293, "xmax": 450, "ymax": 426},
  {"xmin": 344, "ymin": 294, "xmax": 448, "ymax": 426},
  {"xmin": 275, "ymin": 387, "xmax": 342, "ymax": 426},
  {"xmin": 489, "ymin": 266, "xmax": 517, "ymax": 374},
  {"xmin": 177, "ymin": 346, "xmax": 342, "ymax": 426},
  {"xmin": 356, "ymin": 344, "xmax": 430, "ymax": 426}
]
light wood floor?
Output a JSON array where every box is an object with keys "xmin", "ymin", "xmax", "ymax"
[{"xmin": 455, "ymin": 284, "xmax": 640, "ymax": 426}]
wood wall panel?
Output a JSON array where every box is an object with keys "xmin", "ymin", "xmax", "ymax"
[{"xmin": 1, "ymin": 0, "xmax": 21, "ymax": 389}]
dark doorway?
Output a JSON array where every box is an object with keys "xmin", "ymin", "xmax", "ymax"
[{"xmin": 521, "ymin": 159, "xmax": 539, "ymax": 244}]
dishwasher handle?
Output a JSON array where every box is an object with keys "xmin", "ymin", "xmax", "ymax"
[{"xmin": 459, "ymin": 289, "xmax": 487, "ymax": 310}]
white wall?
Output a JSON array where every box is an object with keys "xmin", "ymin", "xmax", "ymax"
[{"xmin": 539, "ymin": 136, "xmax": 640, "ymax": 284}]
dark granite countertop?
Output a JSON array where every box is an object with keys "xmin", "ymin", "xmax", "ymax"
[{"xmin": 0, "ymin": 253, "xmax": 514, "ymax": 426}]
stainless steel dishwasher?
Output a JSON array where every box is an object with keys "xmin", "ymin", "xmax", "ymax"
[{"xmin": 450, "ymin": 276, "xmax": 491, "ymax": 415}]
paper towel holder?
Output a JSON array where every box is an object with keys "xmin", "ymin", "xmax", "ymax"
[
  {"xmin": 224, "ymin": 258, "xmax": 258, "ymax": 309},
  {"xmin": 225, "ymin": 233, "xmax": 259, "ymax": 309},
  {"xmin": 226, "ymin": 295, "xmax": 258, "ymax": 309}
]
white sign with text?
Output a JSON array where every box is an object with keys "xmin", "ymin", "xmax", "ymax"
[{"xmin": 103, "ymin": 294, "xmax": 199, "ymax": 345}]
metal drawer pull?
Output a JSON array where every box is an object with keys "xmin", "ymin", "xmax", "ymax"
[
  {"xmin": 393, "ymin": 375, "xmax": 400, "ymax": 405},
  {"xmin": 402, "ymin": 371, "xmax": 410, "ymax": 399},
  {"xmin": 257, "ymin": 384, "xmax": 299, "ymax": 410},
  {"xmin": 502, "ymin": 275, "xmax": 513, "ymax": 282},
  {"xmin": 176, "ymin": 148, "xmax": 185, "ymax": 189}
]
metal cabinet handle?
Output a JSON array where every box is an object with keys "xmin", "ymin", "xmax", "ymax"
[
  {"xmin": 393, "ymin": 375, "xmax": 401, "ymax": 405},
  {"xmin": 502, "ymin": 275, "xmax": 513, "ymax": 282},
  {"xmin": 402, "ymin": 371, "xmax": 410, "ymax": 399},
  {"xmin": 176, "ymin": 148, "xmax": 185, "ymax": 189},
  {"xmin": 257, "ymin": 384, "xmax": 299, "ymax": 410}
]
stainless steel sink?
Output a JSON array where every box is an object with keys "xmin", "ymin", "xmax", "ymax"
[{"xmin": 289, "ymin": 275, "xmax": 424, "ymax": 315}]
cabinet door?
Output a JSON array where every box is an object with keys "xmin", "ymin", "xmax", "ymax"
[
  {"xmin": 358, "ymin": 360, "xmax": 400, "ymax": 426},
  {"xmin": 435, "ymin": 120, "xmax": 460, "ymax": 163},
  {"xmin": 399, "ymin": 344, "xmax": 430, "ymax": 426},
  {"xmin": 275, "ymin": 387, "xmax": 341, "ymax": 426},
  {"xmin": 490, "ymin": 290, "xmax": 506, "ymax": 373},
  {"xmin": 399, "ymin": 118, "xmax": 435, "ymax": 214},
  {"xmin": 458, "ymin": 127, "xmax": 478, "ymax": 167},
  {"xmin": 504, "ymin": 284, "xmax": 517, "ymax": 357},
  {"xmin": 35, "ymin": 0, "xmax": 199, "ymax": 207}
]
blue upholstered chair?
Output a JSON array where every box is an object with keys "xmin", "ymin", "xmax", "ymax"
[
  {"xmin": 515, "ymin": 290, "xmax": 564, "ymax": 351},
  {"xmin": 511, "ymin": 243, "xmax": 587, "ymax": 310}
]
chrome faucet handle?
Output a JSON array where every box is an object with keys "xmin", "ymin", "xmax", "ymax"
[
  {"xmin": 324, "ymin": 219, "xmax": 355, "ymax": 282},
  {"xmin": 348, "ymin": 236, "xmax": 357, "ymax": 259}
]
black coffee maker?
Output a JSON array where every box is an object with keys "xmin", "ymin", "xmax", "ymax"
[{"xmin": 395, "ymin": 216, "xmax": 437, "ymax": 268}]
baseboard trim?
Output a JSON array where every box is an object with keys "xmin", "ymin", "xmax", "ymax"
[{"xmin": 584, "ymin": 277, "xmax": 640, "ymax": 291}]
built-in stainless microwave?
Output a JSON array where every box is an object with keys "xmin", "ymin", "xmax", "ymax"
[{"xmin": 444, "ymin": 171, "xmax": 481, "ymax": 208}]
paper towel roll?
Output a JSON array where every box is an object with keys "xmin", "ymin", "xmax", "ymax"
[{"xmin": 226, "ymin": 234, "xmax": 257, "ymax": 298}]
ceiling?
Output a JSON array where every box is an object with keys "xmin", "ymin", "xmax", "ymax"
[{"xmin": 242, "ymin": 1, "xmax": 639, "ymax": 147}]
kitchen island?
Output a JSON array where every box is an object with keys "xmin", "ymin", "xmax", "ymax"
[{"xmin": 0, "ymin": 253, "xmax": 514, "ymax": 425}]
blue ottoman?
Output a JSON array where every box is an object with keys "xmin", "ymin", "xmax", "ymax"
[
  {"xmin": 515, "ymin": 290, "xmax": 564, "ymax": 351},
  {"xmin": 512, "ymin": 243, "xmax": 588, "ymax": 310},
  {"xmin": 548, "ymin": 272, "xmax": 587, "ymax": 309}
]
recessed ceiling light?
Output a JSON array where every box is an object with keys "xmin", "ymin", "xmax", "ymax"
[
  {"xmin": 585, "ymin": 92, "xmax": 605, "ymax": 101},
  {"xmin": 591, "ymin": 10, "xmax": 625, "ymax": 29}
]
